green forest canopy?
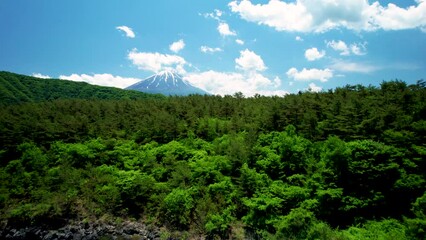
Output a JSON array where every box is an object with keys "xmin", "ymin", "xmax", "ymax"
[{"xmin": 0, "ymin": 72, "xmax": 425, "ymax": 239}]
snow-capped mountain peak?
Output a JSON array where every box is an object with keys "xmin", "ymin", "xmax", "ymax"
[
  {"xmin": 125, "ymin": 71, "xmax": 209, "ymax": 96},
  {"xmin": 156, "ymin": 70, "xmax": 179, "ymax": 79},
  {"xmin": 149, "ymin": 70, "xmax": 188, "ymax": 87}
]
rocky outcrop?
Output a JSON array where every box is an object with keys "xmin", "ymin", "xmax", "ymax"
[{"xmin": 0, "ymin": 220, "xmax": 162, "ymax": 240}]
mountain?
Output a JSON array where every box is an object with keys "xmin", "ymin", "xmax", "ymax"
[
  {"xmin": 0, "ymin": 71, "xmax": 164, "ymax": 105},
  {"xmin": 126, "ymin": 71, "xmax": 209, "ymax": 96}
]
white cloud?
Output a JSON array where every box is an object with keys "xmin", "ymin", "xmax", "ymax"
[
  {"xmin": 295, "ymin": 36, "xmax": 304, "ymax": 41},
  {"xmin": 304, "ymin": 47, "xmax": 325, "ymax": 61},
  {"xmin": 184, "ymin": 70, "xmax": 287, "ymax": 96},
  {"xmin": 185, "ymin": 71, "xmax": 242, "ymax": 95},
  {"xmin": 254, "ymin": 89, "xmax": 289, "ymax": 96},
  {"xmin": 326, "ymin": 40, "xmax": 350, "ymax": 55},
  {"xmin": 229, "ymin": 0, "xmax": 426, "ymax": 32},
  {"xmin": 218, "ymin": 22, "xmax": 237, "ymax": 36},
  {"xmin": 200, "ymin": 46, "xmax": 223, "ymax": 53},
  {"xmin": 203, "ymin": 9, "xmax": 223, "ymax": 20},
  {"xmin": 350, "ymin": 43, "xmax": 367, "ymax": 56},
  {"xmin": 329, "ymin": 60, "xmax": 378, "ymax": 73},
  {"xmin": 215, "ymin": 9, "xmax": 223, "ymax": 17},
  {"xmin": 307, "ymin": 83, "xmax": 322, "ymax": 92},
  {"xmin": 229, "ymin": 0, "xmax": 311, "ymax": 32},
  {"xmin": 169, "ymin": 39, "xmax": 185, "ymax": 53},
  {"xmin": 59, "ymin": 73, "xmax": 140, "ymax": 89},
  {"xmin": 203, "ymin": 10, "xmax": 238, "ymax": 37},
  {"xmin": 32, "ymin": 73, "xmax": 50, "ymax": 79},
  {"xmin": 286, "ymin": 67, "xmax": 333, "ymax": 82},
  {"xmin": 116, "ymin": 26, "xmax": 135, "ymax": 38},
  {"xmin": 326, "ymin": 40, "xmax": 366, "ymax": 56},
  {"xmin": 236, "ymin": 39, "xmax": 245, "ymax": 45},
  {"xmin": 369, "ymin": 1, "xmax": 426, "ymax": 31},
  {"xmin": 128, "ymin": 49, "xmax": 186, "ymax": 74},
  {"xmin": 272, "ymin": 76, "xmax": 281, "ymax": 88},
  {"xmin": 185, "ymin": 49, "xmax": 284, "ymax": 96},
  {"xmin": 235, "ymin": 49, "xmax": 267, "ymax": 72}
]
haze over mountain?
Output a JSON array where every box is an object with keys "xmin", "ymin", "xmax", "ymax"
[{"xmin": 126, "ymin": 70, "xmax": 209, "ymax": 96}]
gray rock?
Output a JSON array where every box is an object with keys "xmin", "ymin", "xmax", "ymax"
[{"xmin": 1, "ymin": 220, "xmax": 163, "ymax": 240}]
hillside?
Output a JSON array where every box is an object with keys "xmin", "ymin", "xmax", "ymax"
[
  {"xmin": 0, "ymin": 79, "xmax": 425, "ymax": 239},
  {"xmin": 0, "ymin": 71, "xmax": 164, "ymax": 105}
]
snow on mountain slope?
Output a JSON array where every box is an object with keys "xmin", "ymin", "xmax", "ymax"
[{"xmin": 126, "ymin": 71, "xmax": 209, "ymax": 96}]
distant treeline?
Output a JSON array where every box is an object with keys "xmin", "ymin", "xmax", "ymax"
[
  {"xmin": 0, "ymin": 73, "xmax": 425, "ymax": 239},
  {"xmin": 1, "ymin": 79, "xmax": 425, "ymax": 154},
  {"xmin": 0, "ymin": 71, "xmax": 164, "ymax": 105}
]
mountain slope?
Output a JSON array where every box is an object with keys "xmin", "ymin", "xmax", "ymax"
[
  {"xmin": 126, "ymin": 71, "xmax": 209, "ymax": 96},
  {"xmin": 0, "ymin": 71, "xmax": 164, "ymax": 105}
]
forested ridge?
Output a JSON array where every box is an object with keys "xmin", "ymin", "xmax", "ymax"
[
  {"xmin": 0, "ymin": 71, "xmax": 164, "ymax": 106},
  {"xmin": 0, "ymin": 75, "xmax": 425, "ymax": 239}
]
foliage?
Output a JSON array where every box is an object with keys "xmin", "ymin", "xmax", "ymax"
[
  {"xmin": 0, "ymin": 71, "xmax": 164, "ymax": 106},
  {"xmin": 0, "ymin": 76, "xmax": 425, "ymax": 238},
  {"xmin": 163, "ymin": 188, "xmax": 194, "ymax": 229}
]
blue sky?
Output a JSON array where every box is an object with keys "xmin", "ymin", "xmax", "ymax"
[{"xmin": 1, "ymin": 0, "xmax": 425, "ymax": 96}]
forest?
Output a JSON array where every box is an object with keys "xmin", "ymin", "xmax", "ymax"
[
  {"xmin": 0, "ymin": 72, "xmax": 425, "ymax": 239},
  {"xmin": 0, "ymin": 71, "xmax": 164, "ymax": 106}
]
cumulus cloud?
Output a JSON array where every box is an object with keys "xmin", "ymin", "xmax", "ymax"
[
  {"xmin": 128, "ymin": 49, "xmax": 186, "ymax": 74},
  {"xmin": 307, "ymin": 83, "xmax": 322, "ymax": 92},
  {"xmin": 286, "ymin": 67, "xmax": 333, "ymax": 82},
  {"xmin": 229, "ymin": 0, "xmax": 311, "ymax": 32},
  {"xmin": 326, "ymin": 40, "xmax": 367, "ymax": 56},
  {"xmin": 305, "ymin": 47, "xmax": 325, "ymax": 61},
  {"xmin": 236, "ymin": 39, "xmax": 245, "ymax": 45},
  {"xmin": 370, "ymin": 1, "xmax": 426, "ymax": 30},
  {"xmin": 329, "ymin": 60, "xmax": 378, "ymax": 73},
  {"xmin": 116, "ymin": 26, "xmax": 135, "ymax": 38},
  {"xmin": 183, "ymin": 47, "xmax": 286, "ymax": 96},
  {"xmin": 235, "ymin": 49, "xmax": 267, "ymax": 72},
  {"xmin": 184, "ymin": 70, "xmax": 287, "ymax": 96},
  {"xmin": 229, "ymin": 0, "xmax": 426, "ymax": 32},
  {"xmin": 203, "ymin": 9, "xmax": 239, "ymax": 38},
  {"xmin": 169, "ymin": 39, "xmax": 185, "ymax": 53},
  {"xmin": 326, "ymin": 40, "xmax": 350, "ymax": 55},
  {"xmin": 200, "ymin": 46, "xmax": 223, "ymax": 53},
  {"xmin": 218, "ymin": 22, "xmax": 237, "ymax": 36},
  {"xmin": 59, "ymin": 73, "xmax": 140, "ymax": 89},
  {"xmin": 32, "ymin": 73, "xmax": 51, "ymax": 79},
  {"xmin": 295, "ymin": 36, "xmax": 304, "ymax": 41}
]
